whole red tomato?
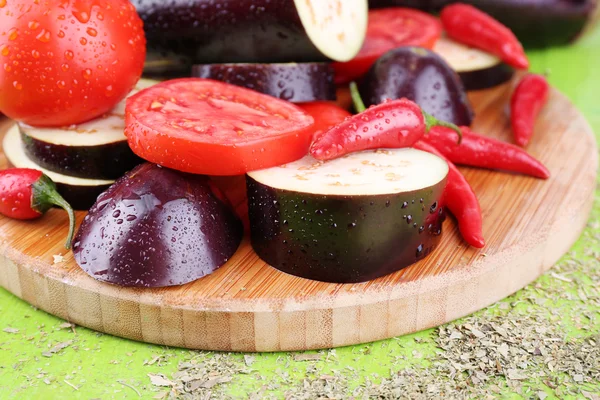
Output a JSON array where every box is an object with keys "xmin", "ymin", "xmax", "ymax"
[{"xmin": 0, "ymin": 0, "xmax": 146, "ymax": 127}]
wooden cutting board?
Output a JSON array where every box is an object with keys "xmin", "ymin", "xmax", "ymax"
[{"xmin": 0, "ymin": 80, "xmax": 596, "ymax": 352}]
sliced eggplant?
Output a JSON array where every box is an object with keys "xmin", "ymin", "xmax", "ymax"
[
  {"xmin": 134, "ymin": 0, "xmax": 368, "ymax": 75},
  {"xmin": 3, "ymin": 125, "xmax": 113, "ymax": 210},
  {"xmin": 359, "ymin": 47, "xmax": 474, "ymax": 126},
  {"xmin": 73, "ymin": 163, "xmax": 243, "ymax": 288},
  {"xmin": 191, "ymin": 63, "xmax": 336, "ymax": 103},
  {"xmin": 247, "ymin": 148, "xmax": 448, "ymax": 283},
  {"xmin": 18, "ymin": 79, "xmax": 157, "ymax": 180},
  {"xmin": 434, "ymin": 37, "xmax": 514, "ymax": 91}
]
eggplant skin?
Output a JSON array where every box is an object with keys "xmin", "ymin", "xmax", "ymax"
[
  {"xmin": 359, "ymin": 47, "xmax": 474, "ymax": 126},
  {"xmin": 247, "ymin": 176, "xmax": 446, "ymax": 283},
  {"xmin": 55, "ymin": 182, "xmax": 112, "ymax": 211},
  {"xmin": 132, "ymin": 0, "xmax": 321, "ymax": 68},
  {"xmin": 73, "ymin": 164, "xmax": 243, "ymax": 288},
  {"xmin": 20, "ymin": 130, "xmax": 142, "ymax": 180},
  {"xmin": 368, "ymin": 0, "xmax": 596, "ymax": 47},
  {"xmin": 192, "ymin": 63, "xmax": 336, "ymax": 103},
  {"xmin": 459, "ymin": 63, "xmax": 514, "ymax": 91}
]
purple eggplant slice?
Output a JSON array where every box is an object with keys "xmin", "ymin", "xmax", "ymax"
[
  {"xmin": 133, "ymin": 0, "xmax": 368, "ymax": 76},
  {"xmin": 73, "ymin": 164, "xmax": 243, "ymax": 288},
  {"xmin": 191, "ymin": 63, "xmax": 336, "ymax": 103},
  {"xmin": 359, "ymin": 46, "xmax": 474, "ymax": 126},
  {"xmin": 3, "ymin": 125, "xmax": 114, "ymax": 210},
  {"xmin": 434, "ymin": 37, "xmax": 514, "ymax": 91},
  {"xmin": 17, "ymin": 79, "xmax": 157, "ymax": 181},
  {"xmin": 247, "ymin": 149, "xmax": 448, "ymax": 283}
]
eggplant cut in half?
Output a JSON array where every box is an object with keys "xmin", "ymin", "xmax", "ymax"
[
  {"xmin": 18, "ymin": 79, "xmax": 158, "ymax": 181},
  {"xmin": 247, "ymin": 149, "xmax": 448, "ymax": 283},
  {"xmin": 434, "ymin": 37, "xmax": 514, "ymax": 91},
  {"xmin": 134, "ymin": 0, "xmax": 368, "ymax": 74},
  {"xmin": 3, "ymin": 125, "xmax": 114, "ymax": 210},
  {"xmin": 192, "ymin": 63, "xmax": 336, "ymax": 103},
  {"xmin": 73, "ymin": 163, "xmax": 243, "ymax": 288}
]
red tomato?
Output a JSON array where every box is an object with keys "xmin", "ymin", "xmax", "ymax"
[
  {"xmin": 333, "ymin": 8, "xmax": 442, "ymax": 84},
  {"xmin": 0, "ymin": 0, "xmax": 146, "ymax": 127},
  {"xmin": 125, "ymin": 79, "xmax": 316, "ymax": 176},
  {"xmin": 297, "ymin": 102, "xmax": 351, "ymax": 141}
]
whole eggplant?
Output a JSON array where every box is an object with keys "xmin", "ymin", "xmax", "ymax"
[
  {"xmin": 368, "ymin": 0, "xmax": 597, "ymax": 47},
  {"xmin": 359, "ymin": 47, "xmax": 474, "ymax": 126},
  {"xmin": 133, "ymin": 0, "xmax": 367, "ymax": 75},
  {"xmin": 73, "ymin": 163, "xmax": 243, "ymax": 288}
]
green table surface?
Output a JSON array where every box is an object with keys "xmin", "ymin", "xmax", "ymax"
[{"xmin": 1, "ymin": 27, "xmax": 599, "ymax": 400}]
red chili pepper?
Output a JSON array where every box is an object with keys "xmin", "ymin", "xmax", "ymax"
[
  {"xmin": 297, "ymin": 101, "xmax": 352, "ymax": 141},
  {"xmin": 511, "ymin": 74, "xmax": 550, "ymax": 147},
  {"xmin": 310, "ymin": 85, "xmax": 461, "ymax": 161},
  {"xmin": 441, "ymin": 3, "xmax": 529, "ymax": 70},
  {"xmin": 423, "ymin": 126, "xmax": 550, "ymax": 179},
  {"xmin": 414, "ymin": 141, "xmax": 485, "ymax": 248},
  {"xmin": 0, "ymin": 169, "xmax": 75, "ymax": 249}
]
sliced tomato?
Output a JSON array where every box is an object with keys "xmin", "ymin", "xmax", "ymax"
[
  {"xmin": 297, "ymin": 102, "xmax": 352, "ymax": 141},
  {"xmin": 333, "ymin": 8, "xmax": 442, "ymax": 84},
  {"xmin": 125, "ymin": 79, "xmax": 315, "ymax": 176}
]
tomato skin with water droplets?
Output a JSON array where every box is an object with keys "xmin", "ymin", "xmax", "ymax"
[
  {"xmin": 125, "ymin": 79, "xmax": 316, "ymax": 176},
  {"xmin": 0, "ymin": 0, "xmax": 146, "ymax": 126}
]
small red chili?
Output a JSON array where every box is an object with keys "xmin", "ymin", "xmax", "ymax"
[
  {"xmin": 414, "ymin": 141, "xmax": 485, "ymax": 248},
  {"xmin": 0, "ymin": 169, "xmax": 75, "ymax": 249},
  {"xmin": 310, "ymin": 84, "xmax": 461, "ymax": 161},
  {"xmin": 441, "ymin": 3, "xmax": 529, "ymax": 70},
  {"xmin": 511, "ymin": 74, "xmax": 550, "ymax": 147},
  {"xmin": 424, "ymin": 126, "xmax": 550, "ymax": 179}
]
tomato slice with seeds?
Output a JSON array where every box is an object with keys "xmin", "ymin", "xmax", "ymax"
[
  {"xmin": 333, "ymin": 8, "xmax": 443, "ymax": 84},
  {"xmin": 125, "ymin": 79, "xmax": 315, "ymax": 176}
]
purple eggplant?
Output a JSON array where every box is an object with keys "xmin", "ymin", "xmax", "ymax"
[
  {"xmin": 73, "ymin": 164, "xmax": 243, "ymax": 288},
  {"xmin": 191, "ymin": 63, "xmax": 336, "ymax": 102},
  {"xmin": 368, "ymin": 0, "xmax": 596, "ymax": 47},
  {"xmin": 133, "ymin": 0, "xmax": 368, "ymax": 76},
  {"xmin": 359, "ymin": 47, "xmax": 474, "ymax": 126}
]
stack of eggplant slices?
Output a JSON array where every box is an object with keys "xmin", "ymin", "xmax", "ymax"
[{"xmin": 1, "ymin": 0, "xmax": 551, "ymax": 287}]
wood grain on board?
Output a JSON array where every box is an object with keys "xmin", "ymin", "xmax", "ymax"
[{"xmin": 0, "ymin": 80, "xmax": 597, "ymax": 352}]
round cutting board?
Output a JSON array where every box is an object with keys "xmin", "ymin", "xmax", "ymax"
[{"xmin": 0, "ymin": 81, "xmax": 597, "ymax": 352}]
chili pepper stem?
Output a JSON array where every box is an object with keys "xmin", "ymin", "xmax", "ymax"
[
  {"xmin": 349, "ymin": 82, "xmax": 367, "ymax": 113},
  {"xmin": 31, "ymin": 175, "xmax": 76, "ymax": 249},
  {"xmin": 423, "ymin": 111, "xmax": 462, "ymax": 144}
]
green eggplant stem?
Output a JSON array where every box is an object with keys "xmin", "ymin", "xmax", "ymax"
[
  {"xmin": 349, "ymin": 82, "xmax": 366, "ymax": 113},
  {"xmin": 31, "ymin": 175, "xmax": 76, "ymax": 250}
]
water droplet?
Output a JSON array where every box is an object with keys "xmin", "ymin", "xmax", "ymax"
[
  {"xmin": 28, "ymin": 20, "xmax": 40, "ymax": 30},
  {"xmin": 72, "ymin": 9, "xmax": 91, "ymax": 23},
  {"xmin": 430, "ymin": 202, "xmax": 438, "ymax": 213},
  {"xmin": 0, "ymin": 45, "xmax": 9, "ymax": 57},
  {"xmin": 416, "ymin": 244, "xmax": 424, "ymax": 257},
  {"xmin": 406, "ymin": 215, "xmax": 413, "ymax": 224},
  {"xmin": 97, "ymin": 12, "xmax": 104, "ymax": 21},
  {"xmin": 82, "ymin": 68, "xmax": 92, "ymax": 79},
  {"xmin": 61, "ymin": 63, "xmax": 69, "ymax": 71},
  {"xmin": 36, "ymin": 29, "xmax": 51, "ymax": 42},
  {"xmin": 64, "ymin": 50, "xmax": 74, "ymax": 60},
  {"xmin": 0, "ymin": 0, "xmax": 6, "ymax": 8},
  {"xmin": 56, "ymin": 80, "xmax": 66, "ymax": 89},
  {"xmin": 13, "ymin": 81, "xmax": 22, "ymax": 90},
  {"xmin": 112, "ymin": 210, "xmax": 121, "ymax": 218},
  {"xmin": 347, "ymin": 222, "xmax": 356, "ymax": 229},
  {"xmin": 86, "ymin": 27, "xmax": 97, "ymax": 37},
  {"xmin": 57, "ymin": 30, "xmax": 65, "ymax": 38},
  {"xmin": 110, "ymin": 43, "xmax": 116, "ymax": 50},
  {"xmin": 401, "ymin": 201, "xmax": 408, "ymax": 209},
  {"xmin": 80, "ymin": 37, "xmax": 88, "ymax": 45},
  {"xmin": 3, "ymin": 63, "xmax": 10, "ymax": 72},
  {"xmin": 7, "ymin": 28, "xmax": 18, "ymax": 41}
]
